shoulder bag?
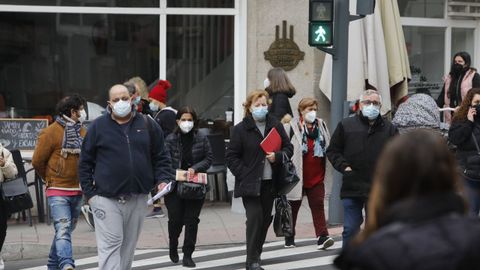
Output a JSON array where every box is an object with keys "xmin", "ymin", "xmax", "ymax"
[
  {"xmin": 176, "ymin": 182, "xmax": 209, "ymax": 200},
  {"xmin": 1, "ymin": 176, "xmax": 33, "ymax": 214},
  {"xmin": 275, "ymin": 153, "xmax": 300, "ymax": 195}
]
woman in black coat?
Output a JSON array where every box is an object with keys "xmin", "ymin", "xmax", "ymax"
[
  {"xmin": 335, "ymin": 130, "xmax": 480, "ymax": 270},
  {"xmin": 226, "ymin": 90, "xmax": 293, "ymax": 270},
  {"xmin": 449, "ymin": 88, "xmax": 480, "ymax": 216},
  {"xmin": 264, "ymin": 67, "xmax": 296, "ymax": 122},
  {"xmin": 164, "ymin": 106, "xmax": 213, "ymax": 268}
]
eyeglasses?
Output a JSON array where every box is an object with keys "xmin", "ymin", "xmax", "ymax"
[
  {"xmin": 111, "ymin": 96, "xmax": 130, "ymax": 102},
  {"xmin": 361, "ymin": 100, "xmax": 381, "ymax": 106}
]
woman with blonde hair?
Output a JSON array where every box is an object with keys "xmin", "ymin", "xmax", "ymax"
[
  {"xmin": 284, "ymin": 97, "xmax": 334, "ymax": 249},
  {"xmin": 264, "ymin": 67, "xmax": 296, "ymax": 123},
  {"xmin": 335, "ymin": 130, "xmax": 480, "ymax": 270},
  {"xmin": 226, "ymin": 90, "xmax": 293, "ymax": 270}
]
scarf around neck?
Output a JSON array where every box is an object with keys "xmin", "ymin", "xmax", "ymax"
[
  {"xmin": 56, "ymin": 115, "xmax": 83, "ymax": 157},
  {"xmin": 301, "ymin": 119, "xmax": 326, "ymax": 157}
]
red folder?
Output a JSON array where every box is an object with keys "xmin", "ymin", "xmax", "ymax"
[{"xmin": 260, "ymin": 127, "xmax": 282, "ymax": 154}]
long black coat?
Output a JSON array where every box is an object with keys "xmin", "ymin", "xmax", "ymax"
[
  {"xmin": 165, "ymin": 131, "xmax": 213, "ymax": 173},
  {"xmin": 448, "ymin": 120, "xmax": 480, "ymax": 171},
  {"xmin": 334, "ymin": 193, "xmax": 480, "ymax": 270},
  {"xmin": 226, "ymin": 115, "xmax": 293, "ymax": 198},
  {"xmin": 326, "ymin": 114, "xmax": 397, "ymax": 198},
  {"xmin": 268, "ymin": 91, "xmax": 294, "ymax": 121}
]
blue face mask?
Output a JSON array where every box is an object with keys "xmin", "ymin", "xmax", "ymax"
[
  {"xmin": 361, "ymin": 104, "xmax": 380, "ymax": 120},
  {"xmin": 133, "ymin": 96, "xmax": 141, "ymax": 105},
  {"xmin": 149, "ymin": 102, "xmax": 159, "ymax": 112},
  {"xmin": 251, "ymin": 106, "xmax": 268, "ymax": 121}
]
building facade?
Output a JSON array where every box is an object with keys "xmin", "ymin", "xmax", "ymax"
[{"xmin": 0, "ymin": 0, "xmax": 479, "ymax": 127}]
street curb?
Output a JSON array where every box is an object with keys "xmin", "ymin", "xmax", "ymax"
[{"xmin": 3, "ymin": 243, "xmax": 98, "ymax": 261}]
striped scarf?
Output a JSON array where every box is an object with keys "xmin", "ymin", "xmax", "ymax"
[{"xmin": 56, "ymin": 115, "xmax": 83, "ymax": 157}]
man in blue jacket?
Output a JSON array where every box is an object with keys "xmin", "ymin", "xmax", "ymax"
[{"xmin": 79, "ymin": 84, "xmax": 173, "ymax": 270}]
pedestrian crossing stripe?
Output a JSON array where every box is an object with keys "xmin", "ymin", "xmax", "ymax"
[{"xmin": 22, "ymin": 238, "xmax": 342, "ymax": 270}]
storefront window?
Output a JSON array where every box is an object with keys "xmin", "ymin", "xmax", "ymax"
[
  {"xmin": 452, "ymin": 28, "xmax": 475, "ymax": 63},
  {"xmin": 0, "ymin": 12, "xmax": 159, "ymax": 118},
  {"xmin": 398, "ymin": 0, "xmax": 445, "ymax": 18},
  {"xmin": 166, "ymin": 15, "xmax": 234, "ymax": 121},
  {"xmin": 167, "ymin": 0, "xmax": 234, "ymax": 8},
  {"xmin": 404, "ymin": 26, "xmax": 445, "ymax": 98},
  {"xmin": 0, "ymin": 0, "xmax": 159, "ymax": 7}
]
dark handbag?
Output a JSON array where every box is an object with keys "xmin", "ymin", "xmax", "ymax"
[
  {"xmin": 275, "ymin": 153, "xmax": 300, "ymax": 195},
  {"xmin": 1, "ymin": 176, "xmax": 33, "ymax": 214},
  {"xmin": 176, "ymin": 181, "xmax": 208, "ymax": 200},
  {"xmin": 273, "ymin": 195, "xmax": 293, "ymax": 237},
  {"xmin": 464, "ymin": 133, "xmax": 480, "ymax": 181}
]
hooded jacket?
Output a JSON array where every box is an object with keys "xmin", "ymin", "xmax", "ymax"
[{"xmin": 392, "ymin": 94, "xmax": 441, "ymax": 134}]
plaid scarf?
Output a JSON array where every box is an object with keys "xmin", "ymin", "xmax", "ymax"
[
  {"xmin": 301, "ymin": 119, "xmax": 326, "ymax": 157},
  {"xmin": 56, "ymin": 115, "xmax": 83, "ymax": 157}
]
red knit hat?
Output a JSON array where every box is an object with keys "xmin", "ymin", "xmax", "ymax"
[{"xmin": 148, "ymin": 80, "xmax": 172, "ymax": 103}]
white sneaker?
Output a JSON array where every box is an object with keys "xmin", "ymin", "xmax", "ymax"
[{"xmin": 0, "ymin": 257, "xmax": 5, "ymax": 270}]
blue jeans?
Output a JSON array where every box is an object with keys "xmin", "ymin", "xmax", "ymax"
[
  {"xmin": 464, "ymin": 179, "xmax": 480, "ymax": 216},
  {"xmin": 342, "ymin": 198, "xmax": 367, "ymax": 248},
  {"xmin": 47, "ymin": 195, "xmax": 82, "ymax": 270}
]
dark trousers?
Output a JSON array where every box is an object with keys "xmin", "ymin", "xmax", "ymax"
[
  {"xmin": 164, "ymin": 192, "xmax": 204, "ymax": 256},
  {"xmin": 242, "ymin": 180, "xmax": 274, "ymax": 264},
  {"xmin": 342, "ymin": 197, "xmax": 367, "ymax": 248},
  {"xmin": 0, "ymin": 197, "xmax": 7, "ymax": 251},
  {"xmin": 290, "ymin": 182, "xmax": 328, "ymax": 237}
]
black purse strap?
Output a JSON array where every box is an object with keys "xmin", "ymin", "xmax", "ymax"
[{"xmin": 472, "ymin": 133, "xmax": 480, "ymax": 155}]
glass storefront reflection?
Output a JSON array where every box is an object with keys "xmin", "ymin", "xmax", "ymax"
[
  {"xmin": 404, "ymin": 26, "xmax": 445, "ymax": 98},
  {"xmin": 0, "ymin": 0, "xmax": 159, "ymax": 7},
  {"xmin": 167, "ymin": 0, "xmax": 233, "ymax": 8},
  {"xmin": 0, "ymin": 12, "xmax": 159, "ymax": 118},
  {"xmin": 166, "ymin": 15, "xmax": 234, "ymax": 121}
]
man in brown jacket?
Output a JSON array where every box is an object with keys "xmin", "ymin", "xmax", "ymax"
[{"xmin": 32, "ymin": 94, "xmax": 87, "ymax": 270}]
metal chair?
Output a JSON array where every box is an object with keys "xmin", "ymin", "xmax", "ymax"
[
  {"xmin": 206, "ymin": 134, "xmax": 228, "ymax": 201},
  {"xmin": 9, "ymin": 149, "xmax": 34, "ymax": 226}
]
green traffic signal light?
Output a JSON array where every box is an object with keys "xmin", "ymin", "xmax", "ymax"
[{"xmin": 309, "ymin": 22, "xmax": 332, "ymax": 46}]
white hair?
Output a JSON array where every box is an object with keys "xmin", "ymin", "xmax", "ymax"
[{"xmin": 359, "ymin": 90, "xmax": 382, "ymax": 104}]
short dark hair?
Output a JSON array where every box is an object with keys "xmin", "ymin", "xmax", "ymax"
[
  {"xmin": 175, "ymin": 106, "xmax": 198, "ymax": 132},
  {"xmin": 56, "ymin": 94, "xmax": 86, "ymax": 117},
  {"xmin": 123, "ymin": 82, "xmax": 137, "ymax": 96}
]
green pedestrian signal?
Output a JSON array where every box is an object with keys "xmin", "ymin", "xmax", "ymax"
[
  {"xmin": 309, "ymin": 22, "xmax": 332, "ymax": 46},
  {"xmin": 309, "ymin": 0, "xmax": 334, "ymax": 47}
]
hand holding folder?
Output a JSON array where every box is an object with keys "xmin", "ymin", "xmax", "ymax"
[{"xmin": 260, "ymin": 127, "xmax": 282, "ymax": 154}]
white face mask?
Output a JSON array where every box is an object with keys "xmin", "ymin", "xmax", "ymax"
[
  {"xmin": 79, "ymin": 109, "xmax": 87, "ymax": 123},
  {"xmin": 179, "ymin": 121, "xmax": 194, "ymax": 134},
  {"xmin": 263, "ymin": 78, "xmax": 270, "ymax": 89},
  {"xmin": 304, "ymin": 110, "xmax": 317, "ymax": 123},
  {"xmin": 112, "ymin": 100, "xmax": 132, "ymax": 118},
  {"xmin": 149, "ymin": 102, "xmax": 159, "ymax": 112}
]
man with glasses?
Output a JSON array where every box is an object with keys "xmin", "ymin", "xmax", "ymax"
[
  {"xmin": 326, "ymin": 90, "xmax": 398, "ymax": 247},
  {"xmin": 79, "ymin": 84, "xmax": 174, "ymax": 269}
]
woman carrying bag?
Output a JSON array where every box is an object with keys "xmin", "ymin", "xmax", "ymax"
[
  {"xmin": 449, "ymin": 88, "xmax": 480, "ymax": 216},
  {"xmin": 226, "ymin": 90, "xmax": 293, "ymax": 270},
  {"xmin": 0, "ymin": 143, "xmax": 17, "ymax": 270},
  {"xmin": 284, "ymin": 98, "xmax": 334, "ymax": 249},
  {"xmin": 164, "ymin": 106, "xmax": 213, "ymax": 268}
]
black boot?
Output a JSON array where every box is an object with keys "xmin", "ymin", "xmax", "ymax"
[
  {"xmin": 183, "ymin": 255, "xmax": 196, "ymax": 268},
  {"xmin": 246, "ymin": 262, "xmax": 264, "ymax": 270},
  {"xmin": 169, "ymin": 246, "xmax": 179, "ymax": 263}
]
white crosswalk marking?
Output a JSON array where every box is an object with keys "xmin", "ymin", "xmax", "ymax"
[{"xmin": 21, "ymin": 239, "xmax": 342, "ymax": 270}]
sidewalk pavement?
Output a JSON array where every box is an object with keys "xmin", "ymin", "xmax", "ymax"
[{"xmin": 2, "ymin": 199, "xmax": 343, "ymax": 262}]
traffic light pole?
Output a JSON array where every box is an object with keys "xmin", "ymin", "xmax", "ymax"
[{"xmin": 317, "ymin": 0, "xmax": 364, "ymax": 225}]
